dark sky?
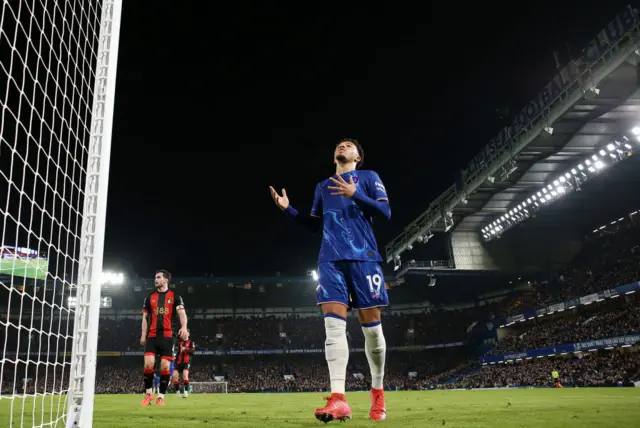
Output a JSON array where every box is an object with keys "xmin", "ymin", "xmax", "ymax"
[{"xmin": 102, "ymin": 1, "xmax": 633, "ymax": 277}]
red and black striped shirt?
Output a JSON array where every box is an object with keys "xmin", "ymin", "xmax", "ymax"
[
  {"xmin": 176, "ymin": 339, "xmax": 195, "ymax": 364},
  {"xmin": 142, "ymin": 290, "xmax": 185, "ymax": 338}
]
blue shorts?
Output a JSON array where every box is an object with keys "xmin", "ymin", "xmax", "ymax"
[{"xmin": 316, "ymin": 261, "xmax": 389, "ymax": 309}]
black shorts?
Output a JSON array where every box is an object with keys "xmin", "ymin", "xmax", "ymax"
[
  {"xmin": 176, "ymin": 363, "xmax": 191, "ymax": 372},
  {"xmin": 144, "ymin": 336, "xmax": 174, "ymax": 359}
]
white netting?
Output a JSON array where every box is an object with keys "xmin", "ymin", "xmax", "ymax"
[
  {"xmin": 0, "ymin": 0, "xmax": 106, "ymax": 427},
  {"xmin": 189, "ymin": 382, "xmax": 228, "ymax": 394}
]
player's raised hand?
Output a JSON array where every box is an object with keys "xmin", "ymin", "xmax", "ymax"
[
  {"xmin": 269, "ymin": 186, "xmax": 289, "ymax": 210},
  {"xmin": 178, "ymin": 326, "xmax": 188, "ymax": 340},
  {"xmin": 328, "ymin": 175, "xmax": 356, "ymax": 198}
]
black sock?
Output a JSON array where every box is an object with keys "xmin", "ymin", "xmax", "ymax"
[
  {"xmin": 173, "ymin": 381, "xmax": 180, "ymax": 392},
  {"xmin": 159, "ymin": 371, "xmax": 170, "ymax": 394},
  {"xmin": 184, "ymin": 380, "xmax": 190, "ymax": 392},
  {"xmin": 144, "ymin": 369, "xmax": 154, "ymax": 390}
]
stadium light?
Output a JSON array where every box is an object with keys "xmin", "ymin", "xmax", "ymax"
[
  {"xmin": 481, "ymin": 131, "xmax": 635, "ymax": 241},
  {"xmin": 310, "ymin": 270, "xmax": 319, "ymax": 281},
  {"xmin": 101, "ymin": 271, "xmax": 124, "ymax": 285}
]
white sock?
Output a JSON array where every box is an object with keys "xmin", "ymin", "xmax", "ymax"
[
  {"xmin": 362, "ymin": 322, "xmax": 386, "ymax": 390},
  {"xmin": 324, "ymin": 315, "xmax": 349, "ymax": 395},
  {"xmin": 159, "ymin": 393, "xmax": 164, "ymax": 399}
]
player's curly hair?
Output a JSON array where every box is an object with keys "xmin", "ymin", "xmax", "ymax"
[
  {"xmin": 337, "ymin": 138, "xmax": 364, "ymax": 169},
  {"xmin": 156, "ymin": 269, "xmax": 172, "ymax": 281}
]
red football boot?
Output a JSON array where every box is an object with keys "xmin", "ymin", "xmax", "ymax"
[
  {"xmin": 314, "ymin": 393, "xmax": 352, "ymax": 423},
  {"xmin": 155, "ymin": 396, "xmax": 165, "ymax": 407},
  {"xmin": 140, "ymin": 392, "xmax": 154, "ymax": 406},
  {"xmin": 369, "ymin": 388, "xmax": 387, "ymax": 420}
]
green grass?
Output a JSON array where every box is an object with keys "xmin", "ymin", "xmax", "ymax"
[
  {"xmin": 0, "ymin": 258, "xmax": 48, "ymax": 280},
  {"xmin": 1, "ymin": 388, "xmax": 639, "ymax": 427}
]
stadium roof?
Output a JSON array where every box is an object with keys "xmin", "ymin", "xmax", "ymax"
[
  {"xmin": 454, "ymin": 67, "xmax": 640, "ymax": 233},
  {"xmin": 385, "ymin": 6, "xmax": 640, "ymax": 263}
]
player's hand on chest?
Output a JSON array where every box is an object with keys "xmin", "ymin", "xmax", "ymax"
[
  {"xmin": 327, "ymin": 174, "xmax": 361, "ymax": 199},
  {"xmin": 323, "ymin": 177, "xmax": 367, "ymax": 218}
]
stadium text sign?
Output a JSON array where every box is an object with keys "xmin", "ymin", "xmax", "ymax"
[
  {"xmin": 502, "ymin": 352, "xmax": 528, "ymax": 361},
  {"xmin": 500, "ymin": 281, "xmax": 639, "ymax": 328},
  {"xmin": 573, "ymin": 334, "xmax": 640, "ymax": 352},
  {"xmin": 117, "ymin": 342, "xmax": 466, "ymax": 357},
  {"xmin": 581, "ymin": 7, "xmax": 638, "ymax": 64},
  {"xmin": 463, "ymin": 6, "xmax": 638, "ymax": 180},
  {"xmin": 482, "ymin": 333, "xmax": 640, "ymax": 364}
]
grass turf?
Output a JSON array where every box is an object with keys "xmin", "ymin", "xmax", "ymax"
[{"xmin": 1, "ymin": 388, "xmax": 639, "ymax": 427}]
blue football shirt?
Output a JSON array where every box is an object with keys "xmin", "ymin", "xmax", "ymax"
[{"xmin": 311, "ymin": 170, "xmax": 389, "ymax": 262}]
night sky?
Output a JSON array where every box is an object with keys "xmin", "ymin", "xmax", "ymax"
[{"xmin": 102, "ymin": 1, "xmax": 633, "ymax": 277}]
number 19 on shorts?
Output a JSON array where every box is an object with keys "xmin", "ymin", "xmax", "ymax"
[{"xmin": 366, "ymin": 274, "xmax": 383, "ymax": 295}]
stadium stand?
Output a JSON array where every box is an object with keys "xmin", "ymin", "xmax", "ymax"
[
  {"xmin": 2, "ymin": 207, "xmax": 640, "ymax": 396},
  {"xmin": 3, "ymin": 220, "xmax": 640, "ymax": 394},
  {"xmin": 488, "ymin": 294, "xmax": 640, "ymax": 355},
  {"xmin": 453, "ymin": 351, "xmax": 640, "ymax": 389}
]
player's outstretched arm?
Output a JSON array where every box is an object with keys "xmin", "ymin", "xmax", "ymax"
[{"xmin": 269, "ymin": 186, "xmax": 321, "ymax": 232}]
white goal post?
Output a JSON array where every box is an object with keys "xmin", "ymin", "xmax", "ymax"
[
  {"xmin": 65, "ymin": 1, "xmax": 122, "ymax": 427},
  {"xmin": 0, "ymin": 1, "xmax": 122, "ymax": 428},
  {"xmin": 189, "ymin": 382, "xmax": 229, "ymax": 394}
]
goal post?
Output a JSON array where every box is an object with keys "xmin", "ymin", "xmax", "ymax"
[
  {"xmin": 189, "ymin": 382, "xmax": 229, "ymax": 394},
  {"xmin": 66, "ymin": 1, "xmax": 122, "ymax": 428},
  {"xmin": 0, "ymin": 0, "xmax": 121, "ymax": 427}
]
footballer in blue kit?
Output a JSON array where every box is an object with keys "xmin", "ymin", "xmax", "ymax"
[
  {"xmin": 311, "ymin": 167, "xmax": 389, "ymax": 310},
  {"xmin": 270, "ymin": 138, "xmax": 390, "ymax": 422}
]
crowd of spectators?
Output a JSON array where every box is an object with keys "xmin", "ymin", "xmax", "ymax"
[
  {"xmin": 91, "ymin": 311, "xmax": 469, "ymax": 353},
  {"xmin": 1, "ymin": 212, "xmax": 640, "ymax": 395},
  {"xmin": 504, "ymin": 216, "xmax": 640, "ymax": 315},
  {"xmin": 3, "ymin": 346, "xmax": 638, "ymax": 395},
  {"xmin": 489, "ymin": 294, "xmax": 640, "ymax": 355},
  {"xmin": 452, "ymin": 350, "xmax": 640, "ymax": 389},
  {"xmin": 0, "ymin": 349, "xmax": 473, "ymax": 395}
]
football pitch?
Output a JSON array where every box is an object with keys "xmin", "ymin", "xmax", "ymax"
[
  {"xmin": 0, "ymin": 258, "xmax": 48, "ymax": 280},
  {"xmin": 1, "ymin": 388, "xmax": 639, "ymax": 427}
]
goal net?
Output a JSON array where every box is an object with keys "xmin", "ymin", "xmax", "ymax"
[
  {"xmin": 189, "ymin": 382, "xmax": 229, "ymax": 394},
  {"xmin": 0, "ymin": 1, "xmax": 122, "ymax": 427}
]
